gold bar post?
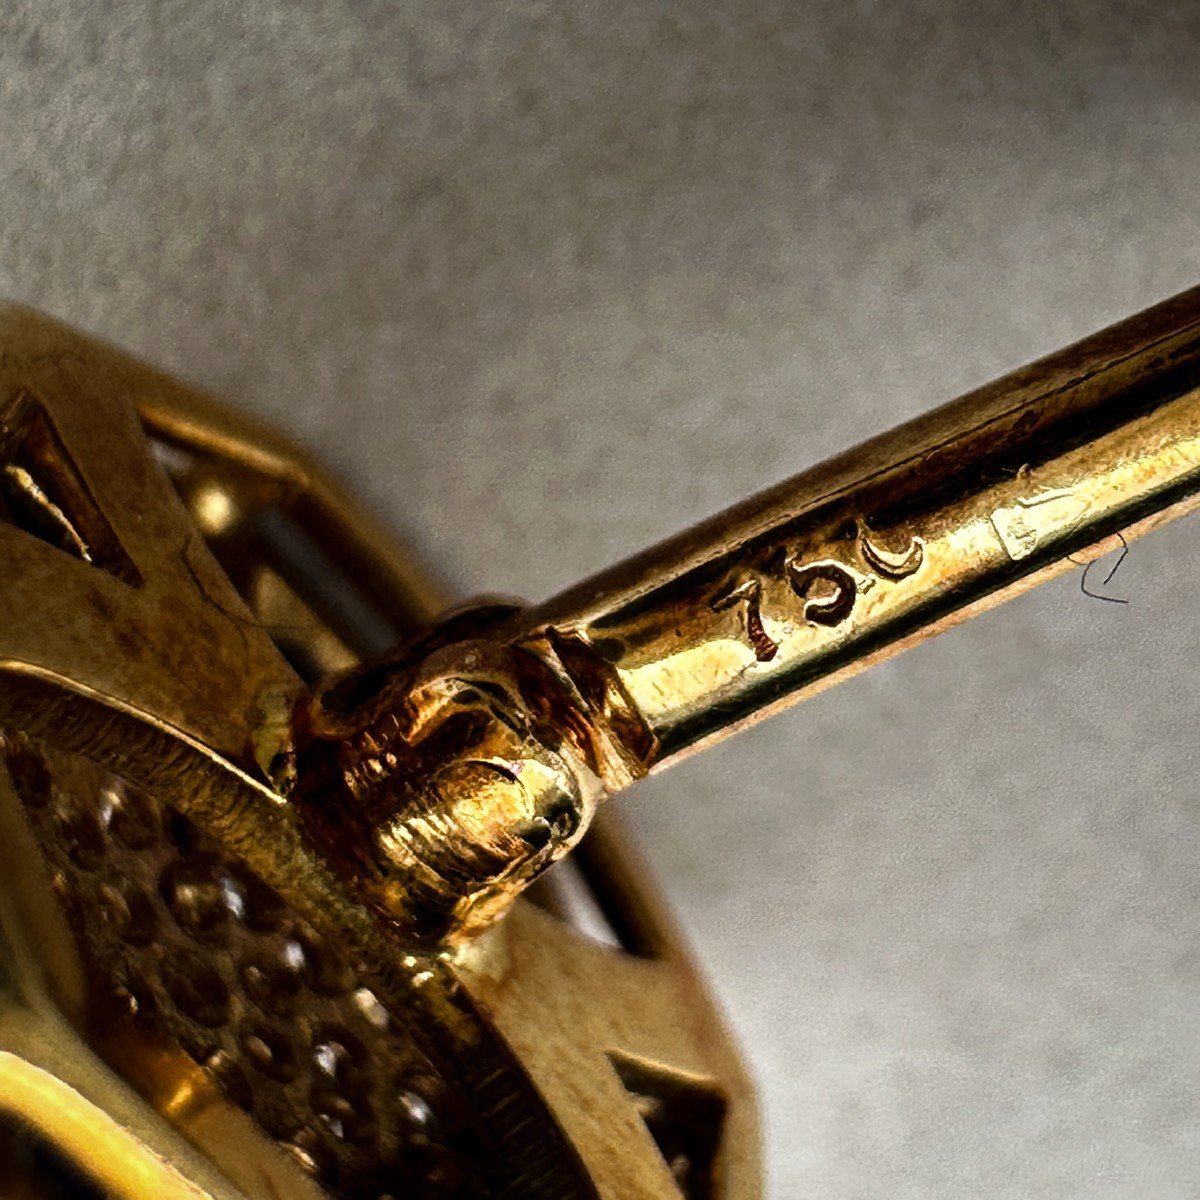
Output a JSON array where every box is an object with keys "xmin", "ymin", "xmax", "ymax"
[
  {"xmin": 521, "ymin": 286, "xmax": 1200, "ymax": 766},
  {"xmin": 295, "ymin": 287, "xmax": 1200, "ymax": 944}
]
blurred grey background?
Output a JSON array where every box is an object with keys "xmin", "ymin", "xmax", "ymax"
[{"xmin": 3, "ymin": 2, "xmax": 1200, "ymax": 1196}]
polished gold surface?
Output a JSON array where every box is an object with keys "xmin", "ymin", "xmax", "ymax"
[
  {"xmin": 0, "ymin": 303, "xmax": 756, "ymax": 1199},
  {"xmin": 522, "ymin": 289, "xmax": 1200, "ymax": 761},
  {"xmin": 295, "ymin": 286, "xmax": 1200, "ymax": 946},
  {"xmin": 2, "ymin": 286, "xmax": 1200, "ymax": 1196}
]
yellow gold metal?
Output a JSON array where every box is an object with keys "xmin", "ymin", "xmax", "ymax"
[
  {"xmin": 293, "ymin": 286, "xmax": 1200, "ymax": 947},
  {"xmin": 0, "ymin": 303, "xmax": 756, "ymax": 1198},
  {"xmin": 523, "ymin": 300, "xmax": 1200, "ymax": 763},
  {"xmin": 2, "ymin": 286, "xmax": 1200, "ymax": 1196}
]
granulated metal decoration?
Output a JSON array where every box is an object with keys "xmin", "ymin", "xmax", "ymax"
[{"xmin": 1, "ymin": 287, "xmax": 1199, "ymax": 1197}]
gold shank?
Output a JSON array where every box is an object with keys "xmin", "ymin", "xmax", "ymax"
[
  {"xmin": 519, "ymin": 287, "xmax": 1200, "ymax": 765},
  {"xmin": 296, "ymin": 286, "xmax": 1200, "ymax": 944},
  {"xmin": 6, "ymin": 286, "xmax": 1200, "ymax": 1194}
]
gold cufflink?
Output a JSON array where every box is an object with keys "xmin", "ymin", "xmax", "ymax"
[{"xmin": 1, "ymin": 287, "xmax": 1197, "ymax": 1197}]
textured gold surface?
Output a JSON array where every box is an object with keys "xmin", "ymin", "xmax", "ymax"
[
  {"xmin": 4, "ymin": 285, "xmax": 1200, "ymax": 1195},
  {"xmin": 292, "ymin": 287, "xmax": 1200, "ymax": 945},
  {"xmin": 0, "ymin": 304, "xmax": 757, "ymax": 1199}
]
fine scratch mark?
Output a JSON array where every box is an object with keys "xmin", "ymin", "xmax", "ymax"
[{"xmin": 180, "ymin": 532, "xmax": 256, "ymax": 656}]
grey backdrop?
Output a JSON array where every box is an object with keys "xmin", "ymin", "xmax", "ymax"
[{"xmin": 3, "ymin": 3, "xmax": 1199, "ymax": 1196}]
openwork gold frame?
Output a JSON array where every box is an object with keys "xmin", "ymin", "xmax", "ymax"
[
  {"xmin": 4, "ymin": 283, "xmax": 1200, "ymax": 1196},
  {"xmin": 0, "ymin": 305, "xmax": 758, "ymax": 1199}
]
